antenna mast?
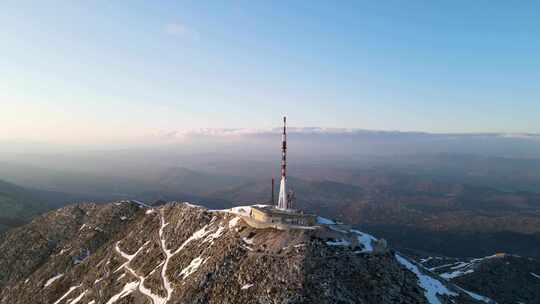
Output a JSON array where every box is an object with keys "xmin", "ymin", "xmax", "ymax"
[{"xmin": 277, "ymin": 116, "xmax": 289, "ymax": 209}]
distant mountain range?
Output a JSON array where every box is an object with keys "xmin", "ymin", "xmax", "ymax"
[
  {"xmin": 0, "ymin": 179, "xmax": 89, "ymax": 233},
  {"xmin": 1, "ymin": 156, "xmax": 540, "ymax": 257},
  {"xmin": 1, "ymin": 154, "xmax": 539, "ymax": 258}
]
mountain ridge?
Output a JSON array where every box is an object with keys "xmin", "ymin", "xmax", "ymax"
[
  {"xmin": 0, "ymin": 179, "xmax": 92, "ymax": 233},
  {"xmin": 0, "ymin": 201, "xmax": 492, "ymax": 304}
]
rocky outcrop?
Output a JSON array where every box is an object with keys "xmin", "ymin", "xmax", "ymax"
[
  {"xmin": 0, "ymin": 202, "xmax": 486, "ymax": 304},
  {"xmin": 0, "ymin": 202, "xmax": 139, "ymax": 289}
]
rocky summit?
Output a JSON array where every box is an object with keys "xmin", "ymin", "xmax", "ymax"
[{"xmin": 0, "ymin": 201, "xmax": 492, "ymax": 304}]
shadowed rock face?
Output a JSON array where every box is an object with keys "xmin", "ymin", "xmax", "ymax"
[{"xmin": 0, "ymin": 202, "xmax": 483, "ymax": 304}]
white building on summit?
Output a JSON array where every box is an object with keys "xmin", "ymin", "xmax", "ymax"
[
  {"xmin": 230, "ymin": 116, "xmax": 318, "ymax": 229},
  {"xmin": 225, "ymin": 116, "xmax": 387, "ymax": 254}
]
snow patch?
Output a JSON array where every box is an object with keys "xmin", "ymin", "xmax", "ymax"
[
  {"xmin": 428, "ymin": 262, "xmax": 457, "ymax": 271},
  {"xmin": 351, "ymin": 229, "xmax": 376, "ymax": 253},
  {"xmin": 146, "ymin": 209, "xmax": 156, "ymax": 215},
  {"xmin": 470, "ymin": 254, "xmax": 500, "ymax": 263},
  {"xmin": 241, "ymin": 283, "xmax": 254, "ymax": 290},
  {"xmin": 203, "ymin": 226, "xmax": 225, "ymax": 244},
  {"xmin": 66, "ymin": 289, "xmax": 87, "ymax": 304},
  {"xmin": 440, "ymin": 269, "xmax": 474, "ymax": 279},
  {"xmin": 229, "ymin": 217, "xmax": 241, "ymax": 228},
  {"xmin": 326, "ymin": 239, "xmax": 351, "ymax": 246},
  {"xmin": 149, "ymin": 261, "xmax": 164, "ymax": 276},
  {"xmin": 159, "ymin": 216, "xmax": 175, "ymax": 303},
  {"xmin": 291, "ymin": 225, "xmax": 317, "ymax": 230},
  {"xmin": 53, "ymin": 285, "xmax": 81, "ymax": 304},
  {"xmin": 159, "ymin": 215, "xmax": 214, "ymax": 301},
  {"xmin": 124, "ymin": 265, "xmax": 167, "ymax": 304},
  {"xmin": 179, "ymin": 256, "xmax": 205, "ymax": 279},
  {"xmin": 240, "ymin": 244, "xmax": 254, "ymax": 251},
  {"xmin": 253, "ymin": 204, "xmax": 270, "ymax": 208},
  {"xmin": 96, "ymin": 259, "xmax": 105, "ymax": 268},
  {"xmin": 421, "ymin": 257, "xmax": 434, "ymax": 263},
  {"xmin": 44, "ymin": 274, "xmax": 63, "ymax": 288},
  {"xmin": 105, "ymin": 281, "xmax": 138, "ymax": 304},
  {"xmin": 242, "ymin": 236, "xmax": 254, "ymax": 245},
  {"xmin": 462, "ymin": 289, "xmax": 495, "ymax": 303},
  {"xmin": 217, "ymin": 205, "xmax": 253, "ymax": 216},
  {"xmin": 183, "ymin": 202, "xmax": 204, "ymax": 208},
  {"xmin": 115, "ymin": 240, "xmax": 172, "ymax": 304},
  {"xmin": 328, "ymin": 225, "xmax": 348, "ymax": 234},
  {"xmin": 114, "ymin": 241, "xmax": 149, "ymax": 272},
  {"xmin": 395, "ymin": 254, "xmax": 457, "ymax": 304},
  {"xmin": 531, "ymin": 272, "xmax": 540, "ymax": 279},
  {"xmin": 434, "ymin": 254, "xmax": 504, "ymax": 279},
  {"xmin": 129, "ymin": 200, "xmax": 152, "ymax": 208},
  {"xmin": 156, "ymin": 211, "xmax": 227, "ymax": 303},
  {"xmin": 316, "ymin": 216, "xmax": 335, "ymax": 225},
  {"xmin": 450, "ymin": 261, "xmax": 470, "ymax": 269}
]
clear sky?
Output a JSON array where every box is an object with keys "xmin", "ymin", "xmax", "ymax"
[{"xmin": 1, "ymin": 1, "xmax": 540, "ymax": 145}]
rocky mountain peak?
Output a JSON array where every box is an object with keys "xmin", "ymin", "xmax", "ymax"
[{"xmin": 0, "ymin": 201, "xmax": 492, "ymax": 303}]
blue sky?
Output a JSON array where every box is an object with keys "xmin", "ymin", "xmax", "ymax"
[{"xmin": 1, "ymin": 1, "xmax": 539, "ymax": 144}]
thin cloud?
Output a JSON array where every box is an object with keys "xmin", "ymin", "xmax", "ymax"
[
  {"xmin": 152, "ymin": 128, "xmax": 420, "ymax": 139},
  {"xmin": 150, "ymin": 128, "xmax": 540, "ymax": 141},
  {"xmin": 165, "ymin": 22, "xmax": 199, "ymax": 39}
]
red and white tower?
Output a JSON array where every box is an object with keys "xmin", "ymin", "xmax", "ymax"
[{"xmin": 277, "ymin": 116, "xmax": 289, "ymax": 210}]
